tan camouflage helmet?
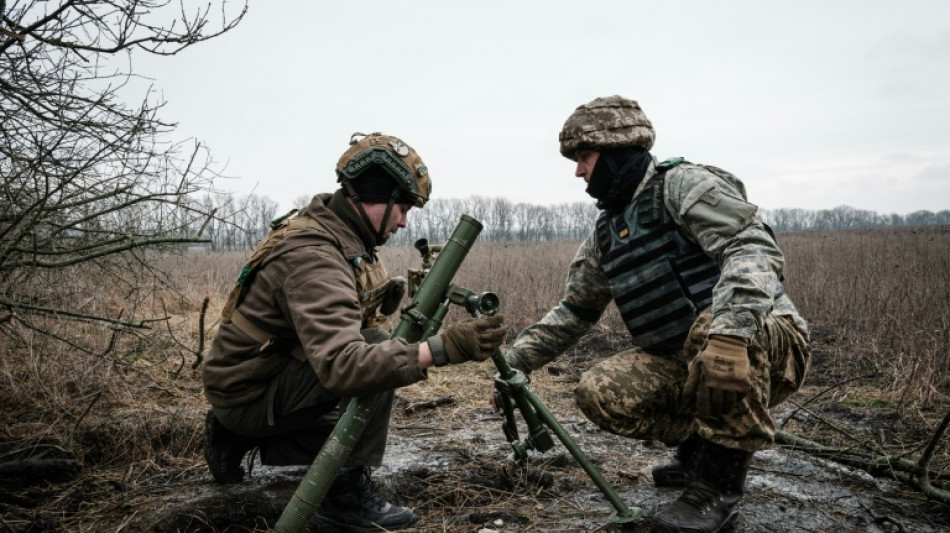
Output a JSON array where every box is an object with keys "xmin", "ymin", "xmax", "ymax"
[
  {"xmin": 558, "ymin": 95, "xmax": 655, "ymax": 160},
  {"xmin": 336, "ymin": 132, "xmax": 431, "ymax": 207}
]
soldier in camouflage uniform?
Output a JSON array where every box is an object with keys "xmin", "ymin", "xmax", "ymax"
[
  {"xmin": 202, "ymin": 132, "xmax": 508, "ymax": 531},
  {"xmin": 505, "ymin": 96, "xmax": 810, "ymax": 533}
]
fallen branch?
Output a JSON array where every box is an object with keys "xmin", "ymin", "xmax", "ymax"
[
  {"xmin": 777, "ymin": 374, "xmax": 950, "ymax": 504},
  {"xmin": 776, "ymin": 429, "xmax": 950, "ymax": 505},
  {"xmin": 404, "ymin": 395, "xmax": 455, "ymax": 414},
  {"xmin": 0, "ymin": 458, "xmax": 82, "ymax": 484},
  {"xmin": 917, "ymin": 409, "xmax": 950, "ymax": 503}
]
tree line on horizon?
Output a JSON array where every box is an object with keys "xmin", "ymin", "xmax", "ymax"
[{"xmin": 196, "ymin": 193, "xmax": 950, "ymax": 251}]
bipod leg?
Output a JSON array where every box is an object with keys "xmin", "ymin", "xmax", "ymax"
[
  {"xmin": 522, "ymin": 386, "xmax": 643, "ymax": 524},
  {"xmin": 490, "ymin": 349, "xmax": 643, "ymax": 524},
  {"xmin": 493, "ymin": 388, "xmax": 528, "ymax": 464},
  {"xmin": 494, "ymin": 371, "xmax": 555, "ymax": 455}
]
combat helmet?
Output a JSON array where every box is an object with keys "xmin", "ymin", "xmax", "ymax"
[
  {"xmin": 336, "ymin": 132, "xmax": 430, "ymax": 207},
  {"xmin": 558, "ymin": 95, "xmax": 655, "ymax": 160}
]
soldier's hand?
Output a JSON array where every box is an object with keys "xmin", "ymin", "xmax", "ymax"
[
  {"xmin": 430, "ymin": 314, "xmax": 507, "ymax": 366},
  {"xmin": 682, "ymin": 335, "xmax": 751, "ymax": 418},
  {"xmin": 379, "ymin": 276, "xmax": 407, "ymax": 316}
]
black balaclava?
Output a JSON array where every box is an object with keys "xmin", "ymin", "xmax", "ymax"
[
  {"xmin": 350, "ymin": 166, "xmax": 402, "ymax": 203},
  {"xmin": 340, "ymin": 166, "xmax": 410, "ymax": 246},
  {"xmin": 585, "ymin": 146, "xmax": 652, "ymax": 212}
]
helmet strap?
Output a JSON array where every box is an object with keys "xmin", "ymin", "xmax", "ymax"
[
  {"xmin": 340, "ymin": 178, "xmax": 403, "ymax": 245},
  {"xmin": 375, "ymin": 190, "xmax": 401, "ymax": 245},
  {"xmin": 341, "ymin": 179, "xmax": 380, "ymax": 247}
]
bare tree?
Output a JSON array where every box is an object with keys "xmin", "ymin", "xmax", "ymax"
[{"xmin": 0, "ymin": 1, "xmax": 247, "ymax": 351}]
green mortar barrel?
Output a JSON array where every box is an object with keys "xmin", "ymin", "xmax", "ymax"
[{"xmin": 272, "ymin": 215, "xmax": 483, "ymax": 532}]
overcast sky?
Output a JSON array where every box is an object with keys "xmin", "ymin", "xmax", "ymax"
[{"xmin": 135, "ymin": 1, "xmax": 950, "ymax": 215}]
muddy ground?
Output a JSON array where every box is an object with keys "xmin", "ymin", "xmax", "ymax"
[
  {"xmin": 2, "ymin": 333, "xmax": 949, "ymax": 532},
  {"xmin": 132, "ymin": 410, "xmax": 949, "ymax": 533},
  {"xmin": 20, "ymin": 405, "xmax": 945, "ymax": 533}
]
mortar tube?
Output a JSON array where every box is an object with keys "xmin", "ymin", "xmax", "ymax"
[{"xmin": 272, "ymin": 215, "xmax": 483, "ymax": 532}]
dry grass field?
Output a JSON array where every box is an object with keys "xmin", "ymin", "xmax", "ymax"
[
  {"xmin": 1, "ymin": 226, "xmax": 949, "ymax": 531},
  {"xmin": 779, "ymin": 228, "xmax": 950, "ymax": 403}
]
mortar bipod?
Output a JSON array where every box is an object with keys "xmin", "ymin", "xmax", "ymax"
[{"xmin": 490, "ymin": 347, "xmax": 644, "ymax": 525}]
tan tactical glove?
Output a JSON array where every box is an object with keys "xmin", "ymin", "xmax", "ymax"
[
  {"xmin": 683, "ymin": 335, "xmax": 751, "ymax": 418},
  {"xmin": 379, "ymin": 276, "xmax": 407, "ymax": 316},
  {"xmin": 429, "ymin": 314, "xmax": 508, "ymax": 366}
]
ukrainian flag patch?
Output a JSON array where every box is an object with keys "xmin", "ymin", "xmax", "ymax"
[{"xmin": 617, "ymin": 222, "xmax": 630, "ymax": 239}]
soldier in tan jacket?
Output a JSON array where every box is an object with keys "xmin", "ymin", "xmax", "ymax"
[
  {"xmin": 504, "ymin": 97, "xmax": 810, "ymax": 533},
  {"xmin": 202, "ymin": 133, "xmax": 507, "ymax": 531}
]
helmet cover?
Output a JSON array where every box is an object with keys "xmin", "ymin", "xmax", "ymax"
[
  {"xmin": 336, "ymin": 132, "xmax": 431, "ymax": 206},
  {"xmin": 558, "ymin": 95, "xmax": 655, "ymax": 160}
]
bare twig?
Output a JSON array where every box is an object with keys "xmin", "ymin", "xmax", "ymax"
[
  {"xmin": 777, "ymin": 373, "xmax": 876, "ymax": 430},
  {"xmin": 192, "ymin": 296, "xmax": 210, "ymax": 370},
  {"xmin": 70, "ymin": 389, "xmax": 103, "ymax": 443},
  {"xmin": 917, "ymin": 410, "xmax": 950, "ymax": 502},
  {"xmin": 0, "ymin": 299, "xmax": 155, "ymax": 328}
]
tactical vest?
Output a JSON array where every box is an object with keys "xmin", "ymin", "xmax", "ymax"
[
  {"xmin": 595, "ymin": 159, "xmax": 721, "ymax": 353},
  {"xmin": 221, "ymin": 210, "xmax": 392, "ymax": 359}
]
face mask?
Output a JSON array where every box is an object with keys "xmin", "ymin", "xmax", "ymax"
[{"xmin": 585, "ymin": 147, "xmax": 652, "ymax": 211}]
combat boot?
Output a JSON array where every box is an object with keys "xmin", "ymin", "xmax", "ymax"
[
  {"xmin": 314, "ymin": 466, "xmax": 418, "ymax": 532},
  {"xmin": 651, "ymin": 440, "xmax": 753, "ymax": 533},
  {"xmin": 653, "ymin": 433, "xmax": 703, "ymax": 488},
  {"xmin": 203, "ymin": 409, "xmax": 259, "ymax": 484}
]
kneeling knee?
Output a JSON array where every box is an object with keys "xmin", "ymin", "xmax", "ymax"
[{"xmin": 573, "ymin": 371, "xmax": 603, "ymax": 412}]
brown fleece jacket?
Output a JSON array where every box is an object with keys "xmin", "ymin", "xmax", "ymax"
[{"xmin": 201, "ymin": 192, "xmax": 424, "ymax": 407}]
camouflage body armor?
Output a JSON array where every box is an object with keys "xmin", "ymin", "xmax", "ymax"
[{"xmin": 595, "ymin": 159, "xmax": 721, "ymax": 353}]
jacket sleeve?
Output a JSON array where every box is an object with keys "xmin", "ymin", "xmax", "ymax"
[
  {"xmin": 507, "ymin": 231, "xmax": 613, "ymax": 373},
  {"xmin": 281, "ymin": 246, "xmax": 426, "ymax": 397},
  {"xmin": 664, "ymin": 166, "xmax": 785, "ymax": 339}
]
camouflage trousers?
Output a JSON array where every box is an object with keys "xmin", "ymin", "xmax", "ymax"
[{"xmin": 573, "ymin": 309, "xmax": 810, "ymax": 452}]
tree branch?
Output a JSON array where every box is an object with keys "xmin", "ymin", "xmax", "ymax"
[
  {"xmin": 777, "ymin": 420, "xmax": 950, "ymax": 505},
  {"xmin": 0, "ymin": 299, "xmax": 160, "ymax": 328},
  {"xmin": 5, "ymin": 237, "xmax": 209, "ymax": 268}
]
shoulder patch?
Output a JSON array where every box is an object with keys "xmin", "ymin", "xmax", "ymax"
[{"xmin": 656, "ymin": 157, "xmax": 686, "ymax": 171}]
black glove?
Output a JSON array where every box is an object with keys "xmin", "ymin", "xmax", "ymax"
[
  {"xmin": 429, "ymin": 314, "xmax": 508, "ymax": 366},
  {"xmin": 379, "ymin": 276, "xmax": 407, "ymax": 316}
]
